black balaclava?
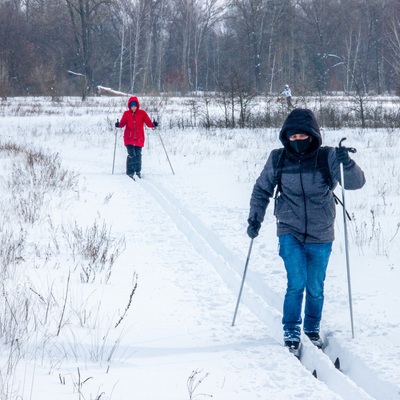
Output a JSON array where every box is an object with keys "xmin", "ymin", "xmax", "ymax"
[
  {"xmin": 289, "ymin": 136, "xmax": 312, "ymax": 154},
  {"xmin": 279, "ymin": 109, "xmax": 322, "ymax": 155}
]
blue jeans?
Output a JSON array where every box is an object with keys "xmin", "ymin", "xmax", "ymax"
[{"xmin": 279, "ymin": 234, "xmax": 332, "ymax": 341}]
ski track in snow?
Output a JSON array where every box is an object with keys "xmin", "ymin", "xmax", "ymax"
[{"xmin": 137, "ymin": 175, "xmax": 398, "ymax": 400}]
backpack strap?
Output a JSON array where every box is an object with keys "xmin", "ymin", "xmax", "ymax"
[
  {"xmin": 272, "ymin": 146, "xmax": 352, "ymax": 220},
  {"xmin": 316, "ymin": 147, "xmax": 334, "ymax": 190},
  {"xmin": 272, "ymin": 148, "xmax": 285, "ymax": 198},
  {"xmin": 317, "ymin": 147, "xmax": 352, "ymax": 220},
  {"xmin": 274, "ymin": 147, "xmax": 332, "ymax": 194}
]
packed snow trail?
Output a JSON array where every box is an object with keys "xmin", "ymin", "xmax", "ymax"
[
  {"xmin": 137, "ymin": 176, "xmax": 375, "ymax": 400},
  {"xmin": 323, "ymin": 334, "xmax": 400, "ymax": 400}
]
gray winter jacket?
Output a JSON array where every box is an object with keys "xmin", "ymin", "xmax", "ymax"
[{"xmin": 248, "ymin": 109, "xmax": 366, "ymax": 243}]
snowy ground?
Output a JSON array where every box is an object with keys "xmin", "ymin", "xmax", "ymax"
[{"xmin": 0, "ymin": 97, "xmax": 399, "ymax": 399}]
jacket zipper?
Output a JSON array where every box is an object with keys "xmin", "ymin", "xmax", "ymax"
[
  {"xmin": 299, "ymin": 158, "xmax": 308, "ymax": 242},
  {"xmin": 133, "ymin": 113, "xmax": 137, "ymax": 142}
]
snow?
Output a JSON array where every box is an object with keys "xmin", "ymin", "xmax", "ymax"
[{"xmin": 0, "ymin": 96, "xmax": 399, "ymax": 400}]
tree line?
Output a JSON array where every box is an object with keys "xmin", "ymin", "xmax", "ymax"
[{"xmin": 1, "ymin": 0, "xmax": 400, "ymax": 98}]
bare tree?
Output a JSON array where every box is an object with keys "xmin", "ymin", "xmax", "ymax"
[
  {"xmin": 384, "ymin": 1, "xmax": 400, "ymax": 94},
  {"xmin": 190, "ymin": 0, "xmax": 223, "ymax": 92},
  {"xmin": 265, "ymin": 0, "xmax": 291, "ymax": 94},
  {"xmin": 228, "ymin": 0, "xmax": 269, "ymax": 92},
  {"xmin": 295, "ymin": 0, "xmax": 345, "ymax": 93},
  {"xmin": 64, "ymin": 0, "xmax": 113, "ymax": 98},
  {"xmin": 0, "ymin": 0, "xmax": 397, "ymax": 96}
]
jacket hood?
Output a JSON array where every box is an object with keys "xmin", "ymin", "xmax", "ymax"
[
  {"xmin": 127, "ymin": 96, "xmax": 140, "ymax": 109},
  {"xmin": 279, "ymin": 108, "xmax": 322, "ymax": 153}
]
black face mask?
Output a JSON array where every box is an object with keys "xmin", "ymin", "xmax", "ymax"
[{"xmin": 289, "ymin": 137, "xmax": 312, "ymax": 154}]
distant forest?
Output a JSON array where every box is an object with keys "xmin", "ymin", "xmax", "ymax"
[{"xmin": 1, "ymin": 0, "xmax": 400, "ymax": 98}]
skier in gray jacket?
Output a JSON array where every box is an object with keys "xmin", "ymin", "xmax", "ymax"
[{"xmin": 247, "ymin": 108, "xmax": 365, "ymax": 355}]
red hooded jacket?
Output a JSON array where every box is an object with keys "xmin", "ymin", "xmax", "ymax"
[{"xmin": 118, "ymin": 96, "xmax": 155, "ymax": 147}]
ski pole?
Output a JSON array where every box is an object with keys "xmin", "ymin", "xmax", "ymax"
[
  {"xmin": 232, "ymin": 238, "xmax": 254, "ymax": 326},
  {"xmin": 156, "ymin": 127, "xmax": 175, "ymax": 175},
  {"xmin": 112, "ymin": 119, "xmax": 119, "ymax": 174},
  {"xmin": 338, "ymin": 137, "xmax": 356, "ymax": 339}
]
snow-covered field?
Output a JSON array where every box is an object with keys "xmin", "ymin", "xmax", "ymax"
[{"xmin": 0, "ymin": 96, "xmax": 399, "ymax": 399}]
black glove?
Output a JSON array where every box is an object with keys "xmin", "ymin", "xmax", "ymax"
[
  {"xmin": 247, "ymin": 219, "xmax": 261, "ymax": 239},
  {"xmin": 115, "ymin": 121, "xmax": 120, "ymax": 128},
  {"xmin": 153, "ymin": 119, "xmax": 158, "ymax": 127},
  {"xmin": 336, "ymin": 146, "xmax": 351, "ymax": 165}
]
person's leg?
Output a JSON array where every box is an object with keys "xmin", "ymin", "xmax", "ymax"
[
  {"xmin": 132, "ymin": 146, "xmax": 142, "ymax": 176},
  {"xmin": 126, "ymin": 145, "xmax": 135, "ymax": 176},
  {"xmin": 279, "ymin": 234, "xmax": 307, "ymax": 342},
  {"xmin": 303, "ymin": 242, "xmax": 332, "ymax": 334}
]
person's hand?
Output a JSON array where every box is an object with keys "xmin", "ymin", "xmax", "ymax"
[
  {"xmin": 336, "ymin": 146, "xmax": 351, "ymax": 165},
  {"xmin": 247, "ymin": 219, "xmax": 261, "ymax": 239},
  {"xmin": 115, "ymin": 121, "xmax": 120, "ymax": 128},
  {"xmin": 153, "ymin": 119, "xmax": 158, "ymax": 128}
]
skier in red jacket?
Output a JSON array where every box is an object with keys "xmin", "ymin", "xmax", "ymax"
[{"xmin": 115, "ymin": 96, "xmax": 158, "ymax": 179}]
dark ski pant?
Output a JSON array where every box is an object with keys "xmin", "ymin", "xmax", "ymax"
[{"xmin": 126, "ymin": 145, "xmax": 142, "ymax": 175}]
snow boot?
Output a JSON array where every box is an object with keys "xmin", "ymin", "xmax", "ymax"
[
  {"xmin": 285, "ymin": 340, "xmax": 301, "ymax": 358},
  {"xmin": 305, "ymin": 332, "xmax": 323, "ymax": 349}
]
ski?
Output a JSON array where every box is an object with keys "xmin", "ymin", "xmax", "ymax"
[
  {"xmin": 312, "ymin": 369, "xmax": 318, "ymax": 378},
  {"xmin": 286, "ymin": 342, "xmax": 302, "ymax": 359},
  {"xmin": 311, "ymin": 355, "xmax": 340, "ymax": 379},
  {"xmin": 320, "ymin": 339, "xmax": 341, "ymax": 371},
  {"xmin": 127, "ymin": 172, "xmax": 141, "ymax": 181},
  {"xmin": 286, "ymin": 339, "xmax": 340, "ymax": 378},
  {"xmin": 309, "ymin": 335, "xmax": 341, "ymax": 377}
]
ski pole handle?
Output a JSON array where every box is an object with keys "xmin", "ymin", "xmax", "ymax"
[{"xmin": 339, "ymin": 137, "xmax": 356, "ymax": 153}]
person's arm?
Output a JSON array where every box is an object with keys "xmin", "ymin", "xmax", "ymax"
[
  {"xmin": 119, "ymin": 112, "xmax": 127, "ymax": 128},
  {"xmin": 329, "ymin": 147, "xmax": 366, "ymax": 189},
  {"xmin": 248, "ymin": 152, "xmax": 277, "ymax": 222},
  {"xmin": 247, "ymin": 152, "xmax": 277, "ymax": 238},
  {"xmin": 142, "ymin": 111, "xmax": 156, "ymax": 128}
]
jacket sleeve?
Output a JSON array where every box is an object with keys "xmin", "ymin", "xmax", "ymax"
[
  {"xmin": 142, "ymin": 111, "xmax": 154, "ymax": 128},
  {"xmin": 328, "ymin": 147, "xmax": 366, "ymax": 190},
  {"xmin": 248, "ymin": 152, "xmax": 277, "ymax": 223},
  {"xmin": 119, "ymin": 111, "xmax": 127, "ymax": 128}
]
